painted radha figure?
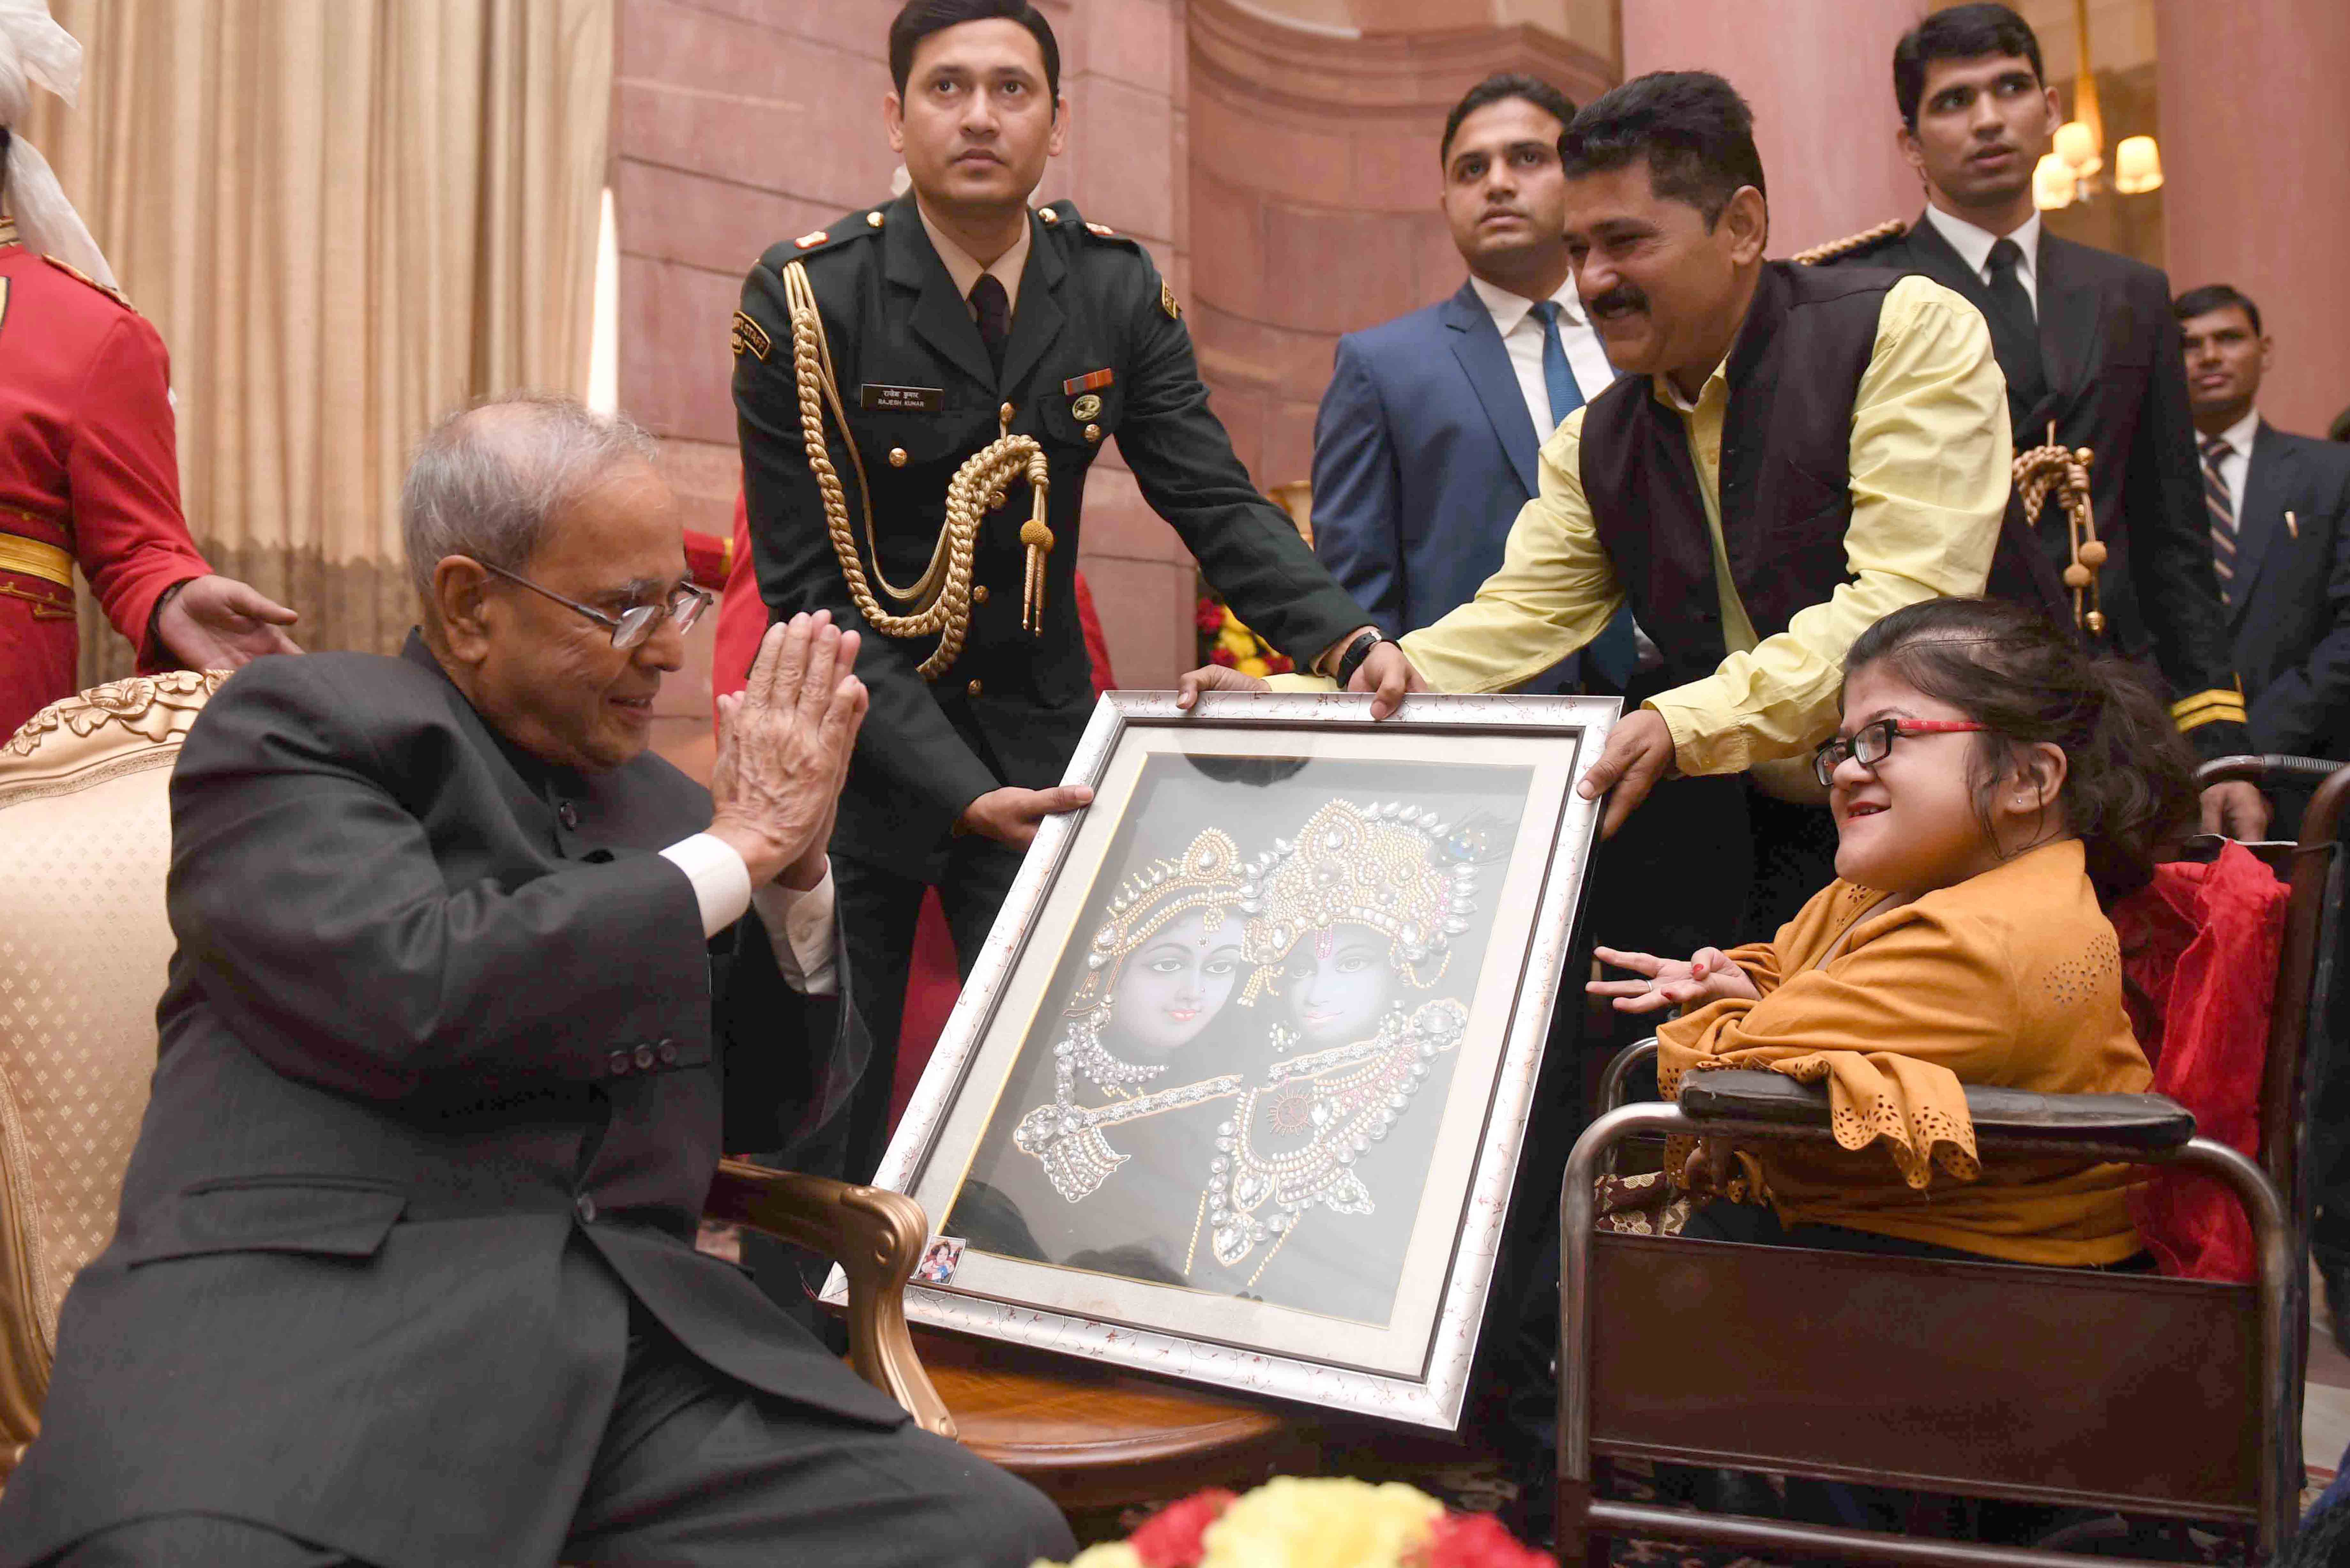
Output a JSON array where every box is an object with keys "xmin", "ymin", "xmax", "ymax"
[
  {"xmin": 950, "ymin": 800, "xmax": 1482, "ymax": 1326},
  {"xmin": 945, "ymin": 829, "xmax": 1256, "ymax": 1283}
]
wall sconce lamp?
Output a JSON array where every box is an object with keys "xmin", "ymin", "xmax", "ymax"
[
  {"xmin": 2033, "ymin": 0, "xmax": 2161, "ymax": 210},
  {"xmin": 2113, "ymin": 135, "xmax": 2163, "ymax": 195}
]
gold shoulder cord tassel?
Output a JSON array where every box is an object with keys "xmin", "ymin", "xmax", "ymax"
[
  {"xmin": 781, "ymin": 260, "xmax": 1052, "ymax": 680},
  {"xmin": 2013, "ymin": 422, "xmax": 2106, "ymax": 635}
]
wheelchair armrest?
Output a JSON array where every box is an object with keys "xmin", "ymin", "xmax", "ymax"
[{"xmin": 1676, "ymin": 1070, "xmax": 2196, "ymax": 1153}]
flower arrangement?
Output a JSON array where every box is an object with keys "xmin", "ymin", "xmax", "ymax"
[
  {"xmin": 1196, "ymin": 595, "xmax": 1294, "ymax": 680},
  {"xmin": 1036, "ymin": 1477, "xmax": 1554, "ymax": 1568}
]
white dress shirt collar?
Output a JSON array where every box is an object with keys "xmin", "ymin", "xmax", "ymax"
[
  {"xmin": 1923, "ymin": 205, "xmax": 2042, "ymax": 306},
  {"xmin": 1468, "ymin": 272, "xmax": 1584, "ymax": 337},
  {"xmin": 2210, "ymin": 405, "xmax": 2262, "ymax": 459},
  {"xmin": 918, "ymin": 201, "xmax": 1032, "ymax": 324}
]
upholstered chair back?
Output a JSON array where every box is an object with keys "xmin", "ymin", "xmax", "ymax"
[{"xmin": 0, "ymin": 671, "xmax": 226, "ymax": 1485}]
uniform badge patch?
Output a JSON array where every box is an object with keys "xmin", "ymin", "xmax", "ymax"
[
  {"xmin": 793, "ymin": 229, "xmax": 829, "ymax": 249},
  {"xmin": 731, "ymin": 310, "xmax": 772, "ymax": 361},
  {"xmin": 1072, "ymin": 393, "xmax": 1103, "ymax": 422},
  {"xmin": 1086, "ymin": 221, "xmax": 1116, "ymax": 237},
  {"xmin": 1160, "ymin": 280, "xmax": 1182, "ymax": 320}
]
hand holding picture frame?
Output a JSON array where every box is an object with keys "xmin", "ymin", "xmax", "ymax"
[{"xmin": 825, "ymin": 690, "xmax": 1617, "ymax": 1428}]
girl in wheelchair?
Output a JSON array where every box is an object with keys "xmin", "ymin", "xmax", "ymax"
[{"xmin": 1589, "ymin": 596, "xmax": 2201, "ymax": 1267}]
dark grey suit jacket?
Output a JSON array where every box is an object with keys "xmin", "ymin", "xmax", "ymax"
[
  {"xmin": 0, "ymin": 637, "xmax": 901, "ymax": 1568},
  {"xmin": 2231, "ymin": 422, "xmax": 2350, "ymax": 758}
]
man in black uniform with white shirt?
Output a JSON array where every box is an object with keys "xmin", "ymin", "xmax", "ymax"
[
  {"xmin": 725, "ymin": 0, "xmax": 1406, "ymax": 1180},
  {"xmin": 1806, "ymin": 2, "xmax": 2264, "ymax": 836}
]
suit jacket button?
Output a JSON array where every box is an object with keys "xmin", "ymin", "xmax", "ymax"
[
  {"xmin": 558, "ymin": 801, "xmax": 580, "ymax": 830},
  {"xmin": 633, "ymin": 1043, "xmax": 657, "ymax": 1070},
  {"xmin": 658, "ymin": 1038, "xmax": 679, "ymax": 1065},
  {"xmin": 575, "ymin": 1193, "xmax": 597, "ymax": 1224},
  {"xmin": 889, "ymin": 447, "xmax": 908, "ymax": 468},
  {"xmin": 967, "ymin": 679, "xmax": 983, "ymax": 697},
  {"xmin": 607, "ymin": 1049, "xmax": 630, "ymax": 1076},
  {"xmin": 972, "ymin": 584, "xmax": 989, "ymax": 604},
  {"xmin": 1084, "ymin": 423, "xmax": 1102, "ymax": 443}
]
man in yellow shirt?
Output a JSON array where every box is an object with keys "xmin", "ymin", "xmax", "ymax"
[{"xmin": 1191, "ymin": 70, "xmax": 2018, "ymax": 956}]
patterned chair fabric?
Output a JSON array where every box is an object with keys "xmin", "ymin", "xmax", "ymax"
[{"xmin": 0, "ymin": 671, "xmax": 226, "ymax": 1481}]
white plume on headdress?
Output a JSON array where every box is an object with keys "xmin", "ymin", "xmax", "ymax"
[{"xmin": 0, "ymin": 0, "xmax": 117, "ymax": 289}]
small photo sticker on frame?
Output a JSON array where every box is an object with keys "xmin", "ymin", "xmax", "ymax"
[{"xmin": 915, "ymin": 1236, "xmax": 966, "ymax": 1286}]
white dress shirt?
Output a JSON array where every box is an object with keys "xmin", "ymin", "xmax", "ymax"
[
  {"xmin": 920, "ymin": 201, "xmax": 1031, "ymax": 325},
  {"xmin": 659, "ymin": 834, "xmax": 839, "ymax": 996},
  {"xmin": 1468, "ymin": 274, "xmax": 1616, "ymax": 435},
  {"xmin": 1922, "ymin": 205, "xmax": 2042, "ymax": 316},
  {"xmin": 2203, "ymin": 406, "xmax": 2261, "ymax": 517}
]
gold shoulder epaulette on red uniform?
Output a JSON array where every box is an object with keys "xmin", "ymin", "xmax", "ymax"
[
  {"xmin": 39, "ymin": 252, "xmax": 135, "ymax": 312},
  {"xmin": 1791, "ymin": 218, "xmax": 1909, "ymax": 267}
]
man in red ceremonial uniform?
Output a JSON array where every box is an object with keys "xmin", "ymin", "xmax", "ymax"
[{"xmin": 0, "ymin": 14, "xmax": 298, "ymax": 739}]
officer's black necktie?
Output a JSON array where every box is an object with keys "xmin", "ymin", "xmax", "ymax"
[
  {"xmin": 970, "ymin": 274, "xmax": 1011, "ymax": 380},
  {"xmin": 1982, "ymin": 236, "xmax": 2048, "ymax": 418}
]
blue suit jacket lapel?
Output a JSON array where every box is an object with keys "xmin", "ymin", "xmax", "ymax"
[
  {"xmin": 1442, "ymin": 282, "xmax": 1540, "ymax": 497},
  {"xmin": 2232, "ymin": 420, "xmax": 2293, "ymax": 629}
]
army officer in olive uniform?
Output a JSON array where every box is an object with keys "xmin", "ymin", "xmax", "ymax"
[{"xmin": 727, "ymin": 0, "xmax": 1404, "ymax": 1183}]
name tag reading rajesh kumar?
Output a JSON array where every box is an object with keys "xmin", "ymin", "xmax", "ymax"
[{"xmin": 860, "ymin": 384, "xmax": 944, "ymax": 413}]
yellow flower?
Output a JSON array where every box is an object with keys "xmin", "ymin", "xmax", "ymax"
[
  {"xmin": 1197, "ymin": 1476, "xmax": 1443, "ymax": 1568},
  {"xmin": 1236, "ymin": 656, "xmax": 1270, "ymax": 679},
  {"xmin": 1221, "ymin": 607, "xmax": 1248, "ymax": 632},
  {"xmin": 1217, "ymin": 624, "xmax": 1259, "ymax": 658},
  {"xmin": 1031, "ymin": 1545, "xmax": 1142, "ymax": 1568}
]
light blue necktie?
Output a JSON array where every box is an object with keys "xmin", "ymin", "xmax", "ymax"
[{"xmin": 1531, "ymin": 299, "xmax": 1583, "ymax": 432}]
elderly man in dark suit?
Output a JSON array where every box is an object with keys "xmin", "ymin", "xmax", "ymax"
[
  {"xmin": 0, "ymin": 395, "xmax": 1070, "ymax": 1568},
  {"xmin": 1806, "ymin": 2, "xmax": 2264, "ymax": 839}
]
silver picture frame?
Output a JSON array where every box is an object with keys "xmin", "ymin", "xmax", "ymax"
[{"xmin": 823, "ymin": 689, "xmax": 1618, "ymax": 1428}]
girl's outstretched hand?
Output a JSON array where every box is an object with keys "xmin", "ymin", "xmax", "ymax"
[{"xmin": 1586, "ymin": 945, "xmax": 1762, "ymax": 1015}]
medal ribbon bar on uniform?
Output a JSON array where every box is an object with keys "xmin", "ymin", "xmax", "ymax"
[{"xmin": 1061, "ymin": 368, "xmax": 1114, "ymax": 396}]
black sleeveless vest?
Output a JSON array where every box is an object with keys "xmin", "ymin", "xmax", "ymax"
[{"xmin": 1577, "ymin": 261, "xmax": 1904, "ymax": 691}]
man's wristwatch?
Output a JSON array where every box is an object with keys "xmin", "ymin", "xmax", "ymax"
[{"xmin": 1334, "ymin": 629, "xmax": 1386, "ymax": 687}]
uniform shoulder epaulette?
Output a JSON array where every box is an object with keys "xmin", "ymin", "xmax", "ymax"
[
  {"xmin": 39, "ymin": 253, "xmax": 136, "ymax": 312},
  {"xmin": 763, "ymin": 205, "xmax": 891, "ymax": 268},
  {"xmin": 1037, "ymin": 200, "xmax": 1142, "ymax": 252},
  {"xmin": 1791, "ymin": 218, "xmax": 1909, "ymax": 267}
]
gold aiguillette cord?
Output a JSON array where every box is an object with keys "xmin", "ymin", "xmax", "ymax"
[{"xmin": 781, "ymin": 260, "xmax": 1053, "ymax": 679}]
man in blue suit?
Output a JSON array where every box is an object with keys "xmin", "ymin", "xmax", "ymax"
[{"xmin": 1310, "ymin": 73, "xmax": 1631, "ymax": 695}]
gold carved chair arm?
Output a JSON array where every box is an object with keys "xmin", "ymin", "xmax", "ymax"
[{"xmin": 702, "ymin": 1159, "xmax": 956, "ymax": 1439}]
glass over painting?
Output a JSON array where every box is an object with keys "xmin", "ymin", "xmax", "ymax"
[{"xmin": 943, "ymin": 752, "xmax": 1530, "ymax": 1328}]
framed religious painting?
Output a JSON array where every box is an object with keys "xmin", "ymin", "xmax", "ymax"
[{"xmin": 825, "ymin": 690, "xmax": 1618, "ymax": 1428}]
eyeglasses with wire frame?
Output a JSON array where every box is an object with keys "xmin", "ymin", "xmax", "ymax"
[
  {"xmin": 1811, "ymin": 717, "xmax": 1992, "ymax": 789},
  {"xmin": 481, "ymin": 561, "xmax": 713, "ymax": 650}
]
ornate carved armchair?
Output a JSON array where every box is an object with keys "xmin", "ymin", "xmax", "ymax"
[{"xmin": 0, "ymin": 674, "xmax": 950, "ymax": 1495}]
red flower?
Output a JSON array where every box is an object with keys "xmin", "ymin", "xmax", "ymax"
[
  {"xmin": 1195, "ymin": 597, "xmax": 1227, "ymax": 633},
  {"xmin": 1209, "ymin": 645, "xmax": 1239, "ymax": 667},
  {"xmin": 1265, "ymin": 652, "xmax": 1294, "ymax": 675},
  {"xmin": 1130, "ymin": 1489, "xmax": 1237, "ymax": 1568},
  {"xmin": 1419, "ymin": 1511, "xmax": 1556, "ymax": 1568}
]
